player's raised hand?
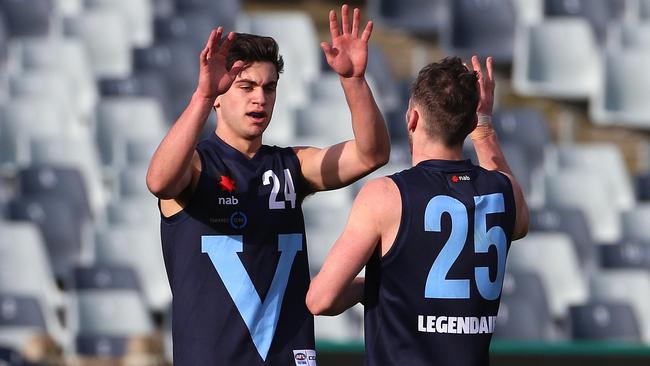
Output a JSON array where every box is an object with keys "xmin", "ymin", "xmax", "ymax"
[
  {"xmin": 321, "ymin": 4, "xmax": 373, "ymax": 78},
  {"xmin": 472, "ymin": 55, "xmax": 495, "ymax": 116},
  {"xmin": 196, "ymin": 27, "xmax": 245, "ymax": 100}
]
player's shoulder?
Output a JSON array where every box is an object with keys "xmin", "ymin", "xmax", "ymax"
[{"xmin": 356, "ymin": 176, "xmax": 400, "ymax": 211}]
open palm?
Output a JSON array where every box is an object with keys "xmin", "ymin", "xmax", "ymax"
[
  {"xmin": 322, "ymin": 5, "xmax": 373, "ymax": 78},
  {"xmin": 197, "ymin": 27, "xmax": 244, "ymax": 100}
]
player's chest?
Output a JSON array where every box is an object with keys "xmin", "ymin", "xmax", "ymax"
[{"xmin": 204, "ymin": 161, "xmax": 302, "ymax": 215}]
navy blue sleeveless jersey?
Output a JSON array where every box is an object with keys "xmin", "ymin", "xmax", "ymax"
[
  {"xmin": 364, "ymin": 159, "xmax": 516, "ymax": 366},
  {"xmin": 160, "ymin": 134, "xmax": 316, "ymax": 366}
]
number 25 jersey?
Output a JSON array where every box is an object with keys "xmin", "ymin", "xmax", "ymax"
[
  {"xmin": 160, "ymin": 134, "xmax": 315, "ymax": 366},
  {"xmin": 364, "ymin": 159, "xmax": 516, "ymax": 366}
]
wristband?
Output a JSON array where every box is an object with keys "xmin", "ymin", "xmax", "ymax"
[{"xmin": 477, "ymin": 113, "xmax": 492, "ymax": 126}]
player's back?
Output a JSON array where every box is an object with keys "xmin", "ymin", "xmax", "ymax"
[{"xmin": 364, "ymin": 159, "xmax": 516, "ymax": 366}]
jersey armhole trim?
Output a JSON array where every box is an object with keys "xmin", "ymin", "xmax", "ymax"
[
  {"xmin": 160, "ymin": 147, "xmax": 206, "ymax": 225},
  {"xmin": 380, "ymin": 174, "xmax": 409, "ymax": 267},
  {"xmin": 287, "ymin": 146, "xmax": 313, "ymax": 200}
]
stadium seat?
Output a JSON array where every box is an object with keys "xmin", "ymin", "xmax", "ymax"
[
  {"xmin": 507, "ymin": 232, "xmax": 588, "ymax": 318},
  {"xmin": 0, "ymin": 222, "xmax": 65, "ymax": 344},
  {"xmin": 501, "ymin": 269, "xmax": 550, "ymax": 316},
  {"xmin": 106, "ymin": 196, "xmax": 160, "ymax": 226},
  {"xmin": 94, "ymin": 224, "xmax": 171, "ymax": 310},
  {"xmin": 151, "ymin": 0, "xmax": 174, "ymax": 18},
  {"xmin": 9, "ymin": 70, "xmax": 76, "ymax": 124},
  {"xmin": 310, "ymin": 72, "xmax": 348, "ymax": 106},
  {"xmin": 549, "ymin": 143, "xmax": 635, "ymax": 211},
  {"xmin": 52, "ymin": 0, "xmax": 82, "ymax": 16},
  {"xmin": 314, "ymin": 309, "xmax": 362, "ymax": 342},
  {"xmin": 126, "ymin": 137, "xmax": 161, "ymax": 166},
  {"xmin": 117, "ymin": 164, "xmax": 151, "ymax": 198},
  {"xmin": 463, "ymin": 141, "xmax": 535, "ymax": 200},
  {"xmin": 68, "ymin": 290, "xmax": 154, "ymax": 343},
  {"xmin": 72, "ymin": 265, "xmax": 141, "ymax": 292},
  {"xmin": 8, "ymin": 195, "xmax": 87, "ymax": 282},
  {"xmin": 0, "ymin": 97, "xmax": 69, "ymax": 168},
  {"xmin": 492, "ymin": 107, "xmax": 551, "ymax": 166},
  {"xmin": 236, "ymin": 11, "xmax": 320, "ymax": 105},
  {"xmin": 29, "ymin": 136, "xmax": 106, "ymax": 220},
  {"xmin": 607, "ymin": 22, "xmax": 650, "ymax": 50},
  {"xmin": 511, "ymin": 0, "xmax": 544, "ymax": 24},
  {"xmin": 591, "ymin": 49, "xmax": 650, "ymax": 128},
  {"xmin": 263, "ymin": 97, "xmax": 297, "ymax": 146},
  {"xmin": 636, "ymin": 171, "xmax": 650, "ymax": 201},
  {"xmin": 621, "ymin": 203, "xmax": 650, "ymax": 242},
  {"xmin": 75, "ymin": 334, "xmax": 129, "ymax": 357},
  {"xmin": 17, "ymin": 165, "xmax": 92, "ymax": 222},
  {"xmin": 175, "ymin": 0, "xmax": 240, "ymax": 29},
  {"xmin": 96, "ymin": 97, "xmax": 166, "ymax": 169},
  {"xmin": 0, "ymin": 222, "xmax": 63, "ymax": 308},
  {"xmin": 529, "ymin": 207, "xmax": 597, "ymax": 273},
  {"xmin": 0, "ymin": 11, "xmax": 7, "ymax": 66},
  {"xmin": 494, "ymin": 295, "xmax": 552, "ymax": 341},
  {"xmin": 600, "ymin": 240, "xmax": 650, "ymax": 269},
  {"xmin": 99, "ymin": 73, "xmax": 172, "ymax": 121},
  {"xmin": 0, "ymin": 294, "xmax": 47, "ymax": 351},
  {"xmin": 367, "ymin": 46, "xmax": 402, "ymax": 114},
  {"xmin": 296, "ymin": 101, "xmax": 353, "ymax": 143},
  {"xmin": 0, "ymin": 344, "xmax": 27, "ymax": 365},
  {"xmin": 153, "ymin": 11, "xmax": 215, "ymax": 54},
  {"xmin": 0, "ymin": 179, "xmax": 9, "ymax": 219},
  {"xmin": 569, "ymin": 301, "xmax": 642, "ymax": 342},
  {"xmin": 544, "ymin": 0, "xmax": 625, "ymax": 43},
  {"xmin": 500, "ymin": 143, "xmax": 533, "ymax": 197},
  {"xmin": 499, "ymin": 269, "xmax": 555, "ymax": 339},
  {"xmin": 303, "ymin": 188, "xmax": 353, "ymax": 269},
  {"xmin": 590, "ymin": 270, "xmax": 650, "ymax": 342},
  {"xmin": 17, "ymin": 37, "xmax": 97, "ymax": 122},
  {"xmin": 368, "ymin": 0, "xmax": 444, "ymax": 35},
  {"xmin": 133, "ymin": 41, "xmax": 198, "ymax": 119},
  {"xmin": 440, "ymin": 0, "xmax": 516, "ymax": 64},
  {"xmin": 64, "ymin": 9, "xmax": 132, "ymax": 78},
  {"xmin": 0, "ymin": 0, "xmax": 53, "ymax": 36},
  {"xmin": 84, "ymin": 0, "xmax": 154, "ymax": 47},
  {"xmin": 243, "ymin": 10, "xmax": 320, "ymax": 83},
  {"xmin": 512, "ymin": 18, "xmax": 601, "ymax": 99},
  {"xmin": 544, "ymin": 170, "xmax": 622, "ymax": 244}
]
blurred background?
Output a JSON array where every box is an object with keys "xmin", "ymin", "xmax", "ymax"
[{"xmin": 1, "ymin": 0, "xmax": 650, "ymax": 365}]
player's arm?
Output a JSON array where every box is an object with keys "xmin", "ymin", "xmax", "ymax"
[
  {"xmin": 306, "ymin": 178, "xmax": 390, "ymax": 316},
  {"xmin": 294, "ymin": 5, "xmax": 390, "ymax": 192},
  {"xmin": 146, "ymin": 28, "xmax": 244, "ymax": 199},
  {"xmin": 469, "ymin": 55, "xmax": 529, "ymax": 240}
]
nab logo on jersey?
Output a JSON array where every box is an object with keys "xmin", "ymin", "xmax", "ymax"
[
  {"xmin": 451, "ymin": 174, "xmax": 471, "ymax": 183},
  {"xmin": 219, "ymin": 175, "xmax": 236, "ymax": 193},
  {"xmin": 218, "ymin": 196, "xmax": 239, "ymax": 205},
  {"xmin": 218, "ymin": 175, "xmax": 239, "ymax": 205}
]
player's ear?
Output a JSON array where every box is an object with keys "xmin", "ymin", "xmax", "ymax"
[
  {"xmin": 407, "ymin": 106, "xmax": 418, "ymax": 133},
  {"xmin": 214, "ymin": 95, "xmax": 222, "ymax": 110}
]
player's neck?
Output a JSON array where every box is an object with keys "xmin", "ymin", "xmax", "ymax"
[
  {"xmin": 411, "ymin": 140, "xmax": 464, "ymax": 166},
  {"xmin": 215, "ymin": 127, "xmax": 262, "ymax": 159}
]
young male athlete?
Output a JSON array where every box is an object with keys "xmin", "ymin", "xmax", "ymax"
[
  {"xmin": 307, "ymin": 56, "xmax": 529, "ymax": 366},
  {"xmin": 145, "ymin": 5, "xmax": 389, "ymax": 366}
]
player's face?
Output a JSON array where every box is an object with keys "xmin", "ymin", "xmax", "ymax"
[{"xmin": 217, "ymin": 62, "xmax": 278, "ymax": 139}]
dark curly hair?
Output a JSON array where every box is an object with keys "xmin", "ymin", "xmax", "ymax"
[{"xmin": 221, "ymin": 33, "xmax": 284, "ymax": 78}]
